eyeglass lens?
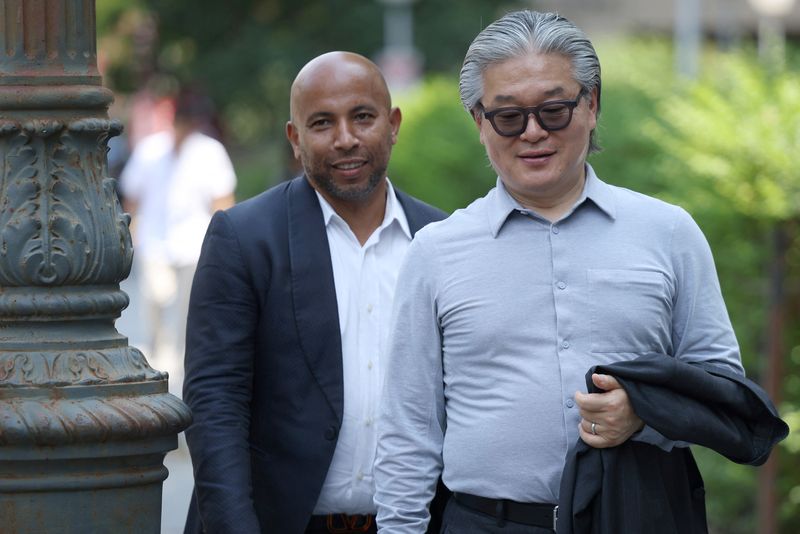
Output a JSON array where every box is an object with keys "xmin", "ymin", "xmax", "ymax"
[{"xmin": 493, "ymin": 103, "xmax": 573, "ymax": 134}]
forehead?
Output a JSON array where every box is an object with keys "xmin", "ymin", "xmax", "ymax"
[
  {"xmin": 292, "ymin": 62, "xmax": 388, "ymax": 119},
  {"xmin": 481, "ymin": 52, "xmax": 577, "ymax": 105}
]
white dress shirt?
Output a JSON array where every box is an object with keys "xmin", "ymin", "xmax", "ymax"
[{"xmin": 312, "ymin": 179, "xmax": 412, "ymax": 515}]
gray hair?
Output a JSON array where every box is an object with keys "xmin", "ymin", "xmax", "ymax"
[{"xmin": 460, "ymin": 11, "xmax": 602, "ymax": 153}]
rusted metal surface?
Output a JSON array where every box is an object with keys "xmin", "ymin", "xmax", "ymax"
[
  {"xmin": 0, "ymin": 1, "xmax": 191, "ymax": 532},
  {"xmin": 1, "ymin": 0, "xmax": 99, "ymax": 82}
]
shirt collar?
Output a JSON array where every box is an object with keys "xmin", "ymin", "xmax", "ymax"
[
  {"xmin": 580, "ymin": 164, "xmax": 617, "ymax": 220},
  {"xmin": 315, "ymin": 178, "xmax": 412, "ymax": 240},
  {"xmin": 486, "ymin": 163, "xmax": 617, "ymax": 238}
]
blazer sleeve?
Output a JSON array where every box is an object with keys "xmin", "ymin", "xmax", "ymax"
[{"xmin": 183, "ymin": 210, "xmax": 262, "ymax": 533}]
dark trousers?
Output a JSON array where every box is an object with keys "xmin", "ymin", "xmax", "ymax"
[{"xmin": 440, "ymin": 497, "xmax": 555, "ymax": 534}]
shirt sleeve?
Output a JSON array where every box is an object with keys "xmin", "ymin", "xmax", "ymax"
[
  {"xmin": 182, "ymin": 211, "xmax": 262, "ymax": 533},
  {"xmin": 634, "ymin": 207, "xmax": 744, "ymax": 450},
  {"xmin": 669, "ymin": 208, "xmax": 743, "ymax": 374},
  {"xmin": 374, "ymin": 232, "xmax": 446, "ymax": 533}
]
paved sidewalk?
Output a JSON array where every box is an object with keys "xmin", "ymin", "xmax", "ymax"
[{"xmin": 118, "ymin": 271, "xmax": 194, "ymax": 534}]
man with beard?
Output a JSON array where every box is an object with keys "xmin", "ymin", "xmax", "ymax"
[{"xmin": 182, "ymin": 52, "xmax": 446, "ymax": 534}]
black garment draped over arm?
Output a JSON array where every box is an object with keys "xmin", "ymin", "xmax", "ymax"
[{"xmin": 557, "ymin": 353, "xmax": 789, "ymax": 534}]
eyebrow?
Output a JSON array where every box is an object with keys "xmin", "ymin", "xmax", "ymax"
[
  {"xmin": 351, "ymin": 104, "xmax": 380, "ymax": 115},
  {"xmin": 491, "ymin": 87, "xmax": 567, "ymax": 105},
  {"xmin": 304, "ymin": 105, "xmax": 380, "ymax": 126}
]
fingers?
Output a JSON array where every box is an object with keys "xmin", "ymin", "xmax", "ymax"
[
  {"xmin": 591, "ymin": 373, "xmax": 621, "ymax": 391},
  {"xmin": 575, "ymin": 385, "xmax": 627, "ymax": 414},
  {"xmin": 579, "ymin": 419, "xmax": 617, "ymax": 448},
  {"xmin": 579, "ymin": 417, "xmax": 632, "ymax": 448},
  {"xmin": 575, "ymin": 374, "xmax": 645, "ymax": 448}
]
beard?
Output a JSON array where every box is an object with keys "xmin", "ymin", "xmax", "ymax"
[{"xmin": 302, "ymin": 153, "xmax": 388, "ymax": 204}]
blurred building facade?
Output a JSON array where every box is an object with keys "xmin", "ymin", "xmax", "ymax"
[{"xmin": 532, "ymin": 0, "xmax": 800, "ymax": 38}]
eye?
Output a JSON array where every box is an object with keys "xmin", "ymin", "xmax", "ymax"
[
  {"xmin": 539, "ymin": 103, "xmax": 569, "ymax": 117},
  {"xmin": 310, "ymin": 118, "xmax": 332, "ymax": 129},
  {"xmin": 493, "ymin": 109, "xmax": 524, "ymax": 125},
  {"xmin": 354, "ymin": 111, "xmax": 375, "ymax": 122}
]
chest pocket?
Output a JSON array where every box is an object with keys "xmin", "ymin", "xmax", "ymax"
[{"xmin": 588, "ymin": 269, "xmax": 671, "ymax": 353}]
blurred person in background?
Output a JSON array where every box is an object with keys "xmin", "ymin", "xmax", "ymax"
[
  {"xmin": 182, "ymin": 51, "xmax": 447, "ymax": 534},
  {"xmin": 120, "ymin": 86, "xmax": 236, "ymax": 393}
]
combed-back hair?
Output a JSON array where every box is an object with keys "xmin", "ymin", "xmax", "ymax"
[{"xmin": 460, "ymin": 10, "xmax": 602, "ymax": 153}]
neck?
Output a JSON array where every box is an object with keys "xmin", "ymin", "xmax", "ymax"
[
  {"xmin": 321, "ymin": 180, "xmax": 388, "ymax": 246},
  {"xmin": 510, "ymin": 172, "xmax": 587, "ymax": 223}
]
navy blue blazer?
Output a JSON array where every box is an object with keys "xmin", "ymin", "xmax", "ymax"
[{"xmin": 183, "ymin": 176, "xmax": 446, "ymax": 534}]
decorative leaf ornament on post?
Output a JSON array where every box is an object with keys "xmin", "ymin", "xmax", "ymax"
[{"xmin": 0, "ymin": 2, "xmax": 191, "ymax": 532}]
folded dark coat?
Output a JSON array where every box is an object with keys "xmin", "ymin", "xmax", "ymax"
[{"xmin": 557, "ymin": 353, "xmax": 789, "ymax": 534}]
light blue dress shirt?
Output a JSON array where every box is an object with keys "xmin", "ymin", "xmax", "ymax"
[{"xmin": 373, "ymin": 165, "xmax": 744, "ymax": 533}]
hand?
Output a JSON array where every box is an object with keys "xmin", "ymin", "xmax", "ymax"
[{"xmin": 574, "ymin": 373, "xmax": 644, "ymax": 448}]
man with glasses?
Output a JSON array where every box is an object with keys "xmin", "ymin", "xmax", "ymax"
[{"xmin": 374, "ymin": 10, "xmax": 744, "ymax": 533}]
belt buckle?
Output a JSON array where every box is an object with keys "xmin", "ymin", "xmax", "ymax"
[
  {"xmin": 326, "ymin": 514, "xmax": 373, "ymax": 533},
  {"xmin": 552, "ymin": 505, "xmax": 559, "ymax": 531}
]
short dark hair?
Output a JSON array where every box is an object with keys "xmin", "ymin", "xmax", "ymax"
[{"xmin": 174, "ymin": 87, "xmax": 216, "ymax": 122}]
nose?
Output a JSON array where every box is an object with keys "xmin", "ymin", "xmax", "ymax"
[
  {"xmin": 519, "ymin": 112, "xmax": 548, "ymax": 143},
  {"xmin": 333, "ymin": 120, "xmax": 360, "ymax": 151}
]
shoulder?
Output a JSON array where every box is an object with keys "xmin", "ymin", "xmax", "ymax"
[
  {"xmin": 601, "ymin": 182, "xmax": 708, "ymax": 253},
  {"xmin": 225, "ymin": 179, "xmax": 294, "ymax": 224},
  {"xmin": 132, "ymin": 131, "xmax": 174, "ymax": 157},
  {"xmin": 394, "ymin": 189, "xmax": 448, "ymax": 223},
  {"xmin": 605, "ymin": 183, "xmax": 693, "ymax": 226},
  {"xmin": 184, "ymin": 131, "xmax": 227, "ymax": 153},
  {"xmin": 410, "ymin": 193, "xmax": 491, "ymax": 248}
]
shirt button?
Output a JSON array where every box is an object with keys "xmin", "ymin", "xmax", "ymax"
[
  {"xmin": 561, "ymin": 340, "xmax": 570, "ymax": 349},
  {"xmin": 367, "ymin": 303, "xmax": 374, "ymax": 313},
  {"xmin": 566, "ymin": 399, "xmax": 574, "ymax": 408},
  {"xmin": 557, "ymin": 281, "xmax": 566, "ymax": 290},
  {"xmin": 356, "ymin": 472, "xmax": 364, "ymax": 481},
  {"xmin": 365, "ymin": 418, "xmax": 373, "ymax": 427},
  {"xmin": 551, "ymin": 225, "xmax": 560, "ymax": 234},
  {"xmin": 367, "ymin": 361, "xmax": 373, "ymax": 370}
]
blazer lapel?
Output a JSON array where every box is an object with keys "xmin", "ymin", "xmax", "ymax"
[
  {"xmin": 395, "ymin": 189, "xmax": 427, "ymax": 236},
  {"xmin": 287, "ymin": 177, "xmax": 344, "ymax": 422}
]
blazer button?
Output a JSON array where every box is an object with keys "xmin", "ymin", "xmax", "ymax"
[{"xmin": 324, "ymin": 426, "xmax": 338, "ymax": 441}]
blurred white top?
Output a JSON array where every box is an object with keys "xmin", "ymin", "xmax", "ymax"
[{"xmin": 120, "ymin": 130, "xmax": 237, "ymax": 266}]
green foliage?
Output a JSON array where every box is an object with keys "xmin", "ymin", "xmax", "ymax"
[
  {"xmin": 115, "ymin": 0, "xmax": 509, "ymax": 147},
  {"xmin": 693, "ymin": 447, "xmax": 759, "ymax": 534},
  {"xmin": 648, "ymin": 52, "xmax": 800, "ymax": 221},
  {"xmin": 590, "ymin": 38, "xmax": 677, "ymax": 197},
  {"xmin": 414, "ymin": 0, "xmax": 520, "ymax": 73},
  {"xmin": 639, "ymin": 46, "xmax": 800, "ymax": 533},
  {"xmin": 96, "ymin": 5, "xmax": 800, "ymax": 526},
  {"xmin": 389, "ymin": 77, "xmax": 493, "ymax": 213},
  {"xmin": 96, "ymin": 0, "xmax": 143, "ymax": 34}
]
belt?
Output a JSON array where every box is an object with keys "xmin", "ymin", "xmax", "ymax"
[
  {"xmin": 306, "ymin": 513, "xmax": 375, "ymax": 533},
  {"xmin": 453, "ymin": 492, "xmax": 558, "ymax": 530}
]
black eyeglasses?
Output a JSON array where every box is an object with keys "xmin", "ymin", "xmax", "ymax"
[{"xmin": 479, "ymin": 90, "xmax": 586, "ymax": 137}]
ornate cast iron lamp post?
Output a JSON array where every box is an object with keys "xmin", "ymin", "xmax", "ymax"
[{"xmin": 0, "ymin": 2, "xmax": 191, "ymax": 532}]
